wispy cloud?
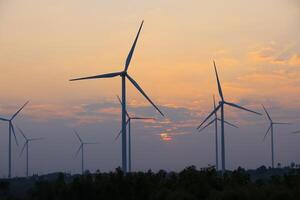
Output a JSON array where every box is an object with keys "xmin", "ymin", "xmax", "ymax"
[{"xmin": 249, "ymin": 42, "xmax": 300, "ymax": 66}]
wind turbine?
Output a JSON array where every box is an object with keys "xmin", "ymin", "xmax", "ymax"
[
  {"xmin": 17, "ymin": 126, "xmax": 43, "ymax": 177},
  {"xmin": 262, "ymin": 105, "xmax": 291, "ymax": 168},
  {"xmin": 197, "ymin": 61, "xmax": 261, "ymax": 174},
  {"xmin": 0, "ymin": 101, "xmax": 29, "ymax": 178},
  {"xmin": 74, "ymin": 130, "xmax": 98, "ymax": 175},
  {"xmin": 198, "ymin": 95, "xmax": 238, "ymax": 171},
  {"xmin": 115, "ymin": 95, "xmax": 155, "ymax": 172},
  {"xmin": 69, "ymin": 21, "xmax": 164, "ymax": 173}
]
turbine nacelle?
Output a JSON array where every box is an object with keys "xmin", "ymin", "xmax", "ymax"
[
  {"xmin": 262, "ymin": 105, "xmax": 291, "ymax": 141},
  {"xmin": 69, "ymin": 21, "xmax": 164, "ymax": 118},
  {"xmin": 197, "ymin": 62, "xmax": 260, "ymax": 131},
  {"xmin": 0, "ymin": 101, "xmax": 29, "ymax": 148},
  {"xmin": 115, "ymin": 95, "xmax": 156, "ymax": 140},
  {"xmin": 17, "ymin": 126, "xmax": 43, "ymax": 157},
  {"xmin": 69, "ymin": 21, "xmax": 163, "ymax": 173},
  {"xmin": 197, "ymin": 61, "xmax": 261, "ymax": 174},
  {"xmin": 74, "ymin": 130, "xmax": 98, "ymax": 157}
]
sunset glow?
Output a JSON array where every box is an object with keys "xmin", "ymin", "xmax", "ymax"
[{"xmin": 160, "ymin": 133, "xmax": 172, "ymax": 141}]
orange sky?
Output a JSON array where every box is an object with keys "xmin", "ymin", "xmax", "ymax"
[{"xmin": 1, "ymin": 0, "xmax": 299, "ymax": 109}]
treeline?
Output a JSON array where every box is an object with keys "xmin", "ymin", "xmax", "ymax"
[{"xmin": 1, "ymin": 166, "xmax": 300, "ymax": 200}]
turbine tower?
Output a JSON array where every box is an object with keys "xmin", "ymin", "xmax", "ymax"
[
  {"xmin": 262, "ymin": 105, "xmax": 291, "ymax": 168},
  {"xmin": 74, "ymin": 130, "xmax": 98, "ymax": 175},
  {"xmin": 69, "ymin": 21, "xmax": 164, "ymax": 173},
  {"xmin": 198, "ymin": 95, "xmax": 238, "ymax": 171},
  {"xmin": 0, "ymin": 101, "xmax": 29, "ymax": 178},
  {"xmin": 17, "ymin": 126, "xmax": 43, "ymax": 177},
  {"xmin": 197, "ymin": 61, "xmax": 261, "ymax": 174},
  {"xmin": 115, "ymin": 95, "xmax": 155, "ymax": 172}
]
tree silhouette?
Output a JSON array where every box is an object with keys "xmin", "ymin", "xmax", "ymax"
[{"xmin": 1, "ymin": 166, "xmax": 300, "ymax": 200}]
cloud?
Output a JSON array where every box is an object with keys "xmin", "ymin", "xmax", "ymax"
[
  {"xmin": 9, "ymin": 101, "xmax": 119, "ymax": 125},
  {"xmin": 2, "ymin": 96, "xmax": 297, "ymax": 143},
  {"xmin": 26, "ymin": 104, "xmax": 82, "ymax": 121},
  {"xmin": 85, "ymin": 103, "xmax": 203, "ymax": 140},
  {"xmin": 289, "ymin": 53, "xmax": 300, "ymax": 66},
  {"xmin": 249, "ymin": 43, "xmax": 300, "ymax": 66},
  {"xmin": 213, "ymin": 49, "xmax": 240, "ymax": 68},
  {"xmin": 97, "ymin": 107, "xmax": 120, "ymax": 116},
  {"xmin": 250, "ymin": 46, "xmax": 277, "ymax": 62},
  {"xmin": 0, "ymin": 100, "xmax": 202, "ymax": 140}
]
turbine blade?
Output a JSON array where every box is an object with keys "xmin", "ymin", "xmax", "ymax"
[
  {"xmin": 131, "ymin": 117, "xmax": 155, "ymax": 120},
  {"xmin": 0, "ymin": 117, "xmax": 9, "ymax": 121},
  {"xmin": 115, "ymin": 119, "xmax": 130, "ymax": 141},
  {"xmin": 198, "ymin": 118, "xmax": 216, "ymax": 133},
  {"xmin": 197, "ymin": 104, "xmax": 221, "ymax": 129},
  {"xmin": 225, "ymin": 102, "xmax": 261, "ymax": 115},
  {"xmin": 126, "ymin": 74, "xmax": 164, "ymax": 117},
  {"xmin": 273, "ymin": 122, "xmax": 291, "ymax": 125},
  {"xmin": 116, "ymin": 95, "xmax": 122, "ymax": 104},
  {"xmin": 114, "ymin": 129, "xmax": 122, "ymax": 141},
  {"xmin": 116, "ymin": 95, "xmax": 130, "ymax": 118},
  {"xmin": 19, "ymin": 142, "xmax": 27, "ymax": 157},
  {"xmin": 70, "ymin": 71, "xmax": 122, "ymax": 81},
  {"xmin": 16, "ymin": 126, "xmax": 27, "ymax": 140},
  {"xmin": 263, "ymin": 125, "xmax": 272, "ymax": 141},
  {"xmin": 124, "ymin": 20, "xmax": 144, "ymax": 71},
  {"xmin": 75, "ymin": 145, "xmax": 82, "ymax": 157},
  {"xmin": 73, "ymin": 130, "xmax": 83, "ymax": 143},
  {"xmin": 29, "ymin": 137, "xmax": 44, "ymax": 141},
  {"xmin": 213, "ymin": 95, "xmax": 218, "ymax": 118},
  {"xmin": 219, "ymin": 119, "xmax": 238, "ymax": 128},
  {"xmin": 262, "ymin": 104, "xmax": 272, "ymax": 121},
  {"xmin": 292, "ymin": 131, "xmax": 300, "ymax": 134},
  {"xmin": 10, "ymin": 123, "xmax": 18, "ymax": 146},
  {"xmin": 85, "ymin": 142, "xmax": 99, "ymax": 145},
  {"xmin": 11, "ymin": 101, "xmax": 29, "ymax": 120},
  {"xmin": 213, "ymin": 61, "xmax": 224, "ymax": 101},
  {"xmin": 116, "ymin": 95, "xmax": 123, "ymax": 108}
]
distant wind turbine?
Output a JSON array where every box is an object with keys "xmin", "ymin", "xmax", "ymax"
[
  {"xmin": 198, "ymin": 95, "xmax": 238, "ymax": 171},
  {"xmin": 0, "ymin": 101, "xmax": 29, "ymax": 178},
  {"xmin": 74, "ymin": 130, "xmax": 98, "ymax": 175},
  {"xmin": 115, "ymin": 95, "xmax": 155, "ymax": 172},
  {"xmin": 262, "ymin": 105, "xmax": 291, "ymax": 168},
  {"xmin": 17, "ymin": 126, "xmax": 43, "ymax": 177},
  {"xmin": 69, "ymin": 21, "xmax": 164, "ymax": 173},
  {"xmin": 197, "ymin": 61, "xmax": 261, "ymax": 174}
]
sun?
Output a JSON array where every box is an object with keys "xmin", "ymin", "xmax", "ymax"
[{"xmin": 160, "ymin": 133, "xmax": 172, "ymax": 141}]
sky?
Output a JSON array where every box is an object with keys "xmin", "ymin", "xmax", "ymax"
[{"xmin": 0, "ymin": 0, "xmax": 300, "ymax": 177}]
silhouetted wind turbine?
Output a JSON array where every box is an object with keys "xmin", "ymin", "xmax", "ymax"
[
  {"xmin": 17, "ymin": 126, "xmax": 43, "ymax": 177},
  {"xmin": 115, "ymin": 95, "xmax": 155, "ymax": 172},
  {"xmin": 74, "ymin": 130, "xmax": 98, "ymax": 175},
  {"xmin": 262, "ymin": 105, "xmax": 291, "ymax": 168},
  {"xmin": 197, "ymin": 61, "xmax": 261, "ymax": 174},
  {"xmin": 0, "ymin": 101, "xmax": 29, "ymax": 178},
  {"xmin": 198, "ymin": 95, "xmax": 238, "ymax": 170},
  {"xmin": 69, "ymin": 21, "xmax": 164, "ymax": 173}
]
